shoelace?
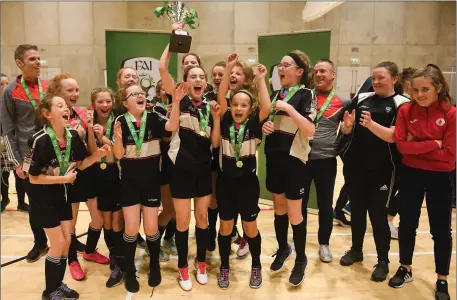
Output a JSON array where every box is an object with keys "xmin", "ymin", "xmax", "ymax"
[
  {"xmin": 59, "ymin": 283, "xmax": 72, "ymax": 293},
  {"xmin": 220, "ymin": 269, "xmax": 229, "ymax": 281},
  {"xmin": 251, "ymin": 268, "xmax": 261, "ymax": 279},
  {"xmin": 49, "ymin": 289, "xmax": 64, "ymax": 300},
  {"xmin": 179, "ymin": 267, "xmax": 189, "ymax": 280},
  {"xmin": 110, "ymin": 266, "xmax": 122, "ymax": 279},
  {"xmin": 197, "ymin": 261, "xmax": 206, "ymax": 274}
]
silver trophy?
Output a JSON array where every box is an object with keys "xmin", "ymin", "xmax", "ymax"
[{"xmin": 155, "ymin": 1, "xmax": 199, "ymax": 53}]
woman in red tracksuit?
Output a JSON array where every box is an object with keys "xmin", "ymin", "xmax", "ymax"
[{"xmin": 389, "ymin": 65, "xmax": 455, "ymax": 300}]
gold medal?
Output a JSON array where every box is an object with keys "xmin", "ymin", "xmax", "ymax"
[
  {"xmin": 100, "ymin": 163, "xmax": 107, "ymax": 170},
  {"xmin": 199, "ymin": 131, "xmax": 206, "ymax": 137},
  {"xmin": 316, "ymin": 123, "xmax": 319, "ymax": 129},
  {"xmin": 236, "ymin": 161, "xmax": 243, "ymax": 168},
  {"xmin": 0, "ymin": 139, "xmax": 5, "ymax": 152},
  {"xmin": 136, "ymin": 148, "xmax": 141, "ymax": 157}
]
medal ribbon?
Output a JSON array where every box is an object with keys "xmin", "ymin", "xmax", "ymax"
[
  {"xmin": 124, "ymin": 112, "xmax": 147, "ymax": 154},
  {"xmin": 97, "ymin": 114, "xmax": 113, "ymax": 164},
  {"xmin": 196, "ymin": 100, "xmax": 210, "ymax": 136},
  {"xmin": 314, "ymin": 89, "xmax": 335, "ymax": 124},
  {"xmin": 21, "ymin": 76, "xmax": 44, "ymax": 109},
  {"xmin": 229, "ymin": 119, "xmax": 248, "ymax": 163},
  {"xmin": 268, "ymin": 85, "xmax": 301, "ymax": 121},
  {"xmin": 46, "ymin": 126, "xmax": 72, "ymax": 176}
]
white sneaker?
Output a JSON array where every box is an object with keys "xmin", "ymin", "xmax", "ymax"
[
  {"xmin": 389, "ymin": 221, "xmax": 398, "ymax": 240},
  {"xmin": 319, "ymin": 244, "xmax": 333, "ymax": 263},
  {"xmin": 194, "ymin": 259, "xmax": 208, "ymax": 285},
  {"xmin": 178, "ymin": 266, "xmax": 192, "ymax": 291},
  {"xmin": 236, "ymin": 238, "xmax": 250, "ymax": 258}
]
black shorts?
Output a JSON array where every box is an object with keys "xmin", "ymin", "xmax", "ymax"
[
  {"xmin": 70, "ymin": 166, "xmax": 97, "ymax": 203},
  {"xmin": 121, "ymin": 180, "xmax": 161, "ymax": 208},
  {"xmin": 266, "ymin": 154, "xmax": 308, "ymax": 200},
  {"xmin": 31, "ymin": 185, "xmax": 73, "ymax": 229},
  {"xmin": 211, "ymin": 148, "xmax": 220, "ymax": 173},
  {"xmin": 97, "ymin": 180, "xmax": 122, "ymax": 212},
  {"xmin": 160, "ymin": 152, "xmax": 173, "ymax": 186},
  {"xmin": 216, "ymin": 173, "xmax": 260, "ymax": 222},
  {"xmin": 170, "ymin": 168, "xmax": 212, "ymax": 199}
]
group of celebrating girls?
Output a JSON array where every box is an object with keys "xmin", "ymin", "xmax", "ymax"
[{"xmin": 6, "ymin": 21, "xmax": 455, "ymax": 300}]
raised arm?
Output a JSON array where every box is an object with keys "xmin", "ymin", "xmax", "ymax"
[
  {"xmin": 218, "ymin": 53, "xmax": 239, "ymax": 117},
  {"xmin": 256, "ymin": 64, "xmax": 271, "ymax": 122},
  {"xmin": 165, "ymin": 83, "xmax": 188, "ymax": 132},
  {"xmin": 159, "ymin": 44, "xmax": 176, "ymax": 95}
]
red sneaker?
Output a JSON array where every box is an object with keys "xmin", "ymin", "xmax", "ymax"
[
  {"xmin": 83, "ymin": 250, "xmax": 109, "ymax": 264},
  {"xmin": 69, "ymin": 261, "xmax": 85, "ymax": 281}
]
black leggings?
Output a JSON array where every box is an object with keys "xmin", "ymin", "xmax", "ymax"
[{"xmin": 398, "ymin": 166, "xmax": 453, "ymax": 276}]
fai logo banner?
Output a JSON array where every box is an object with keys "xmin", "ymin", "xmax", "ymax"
[{"xmin": 121, "ymin": 57, "xmax": 161, "ymax": 101}]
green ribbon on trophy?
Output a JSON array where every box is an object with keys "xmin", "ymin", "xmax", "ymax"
[{"xmin": 154, "ymin": 1, "xmax": 199, "ymax": 29}]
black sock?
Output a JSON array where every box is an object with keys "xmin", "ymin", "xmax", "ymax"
[
  {"xmin": 292, "ymin": 221, "xmax": 307, "ymax": 262},
  {"xmin": 274, "ymin": 214, "xmax": 289, "ymax": 253},
  {"xmin": 59, "ymin": 256, "xmax": 67, "ymax": 283},
  {"xmin": 158, "ymin": 226, "xmax": 166, "ymax": 239},
  {"xmin": 217, "ymin": 233, "xmax": 231, "ymax": 269},
  {"xmin": 111, "ymin": 230, "xmax": 123, "ymax": 257},
  {"xmin": 248, "ymin": 232, "xmax": 262, "ymax": 268},
  {"xmin": 68, "ymin": 233, "xmax": 78, "ymax": 264},
  {"xmin": 231, "ymin": 215, "xmax": 239, "ymax": 237},
  {"xmin": 146, "ymin": 231, "xmax": 161, "ymax": 265},
  {"xmin": 164, "ymin": 219, "xmax": 176, "ymax": 240},
  {"xmin": 103, "ymin": 228, "xmax": 114, "ymax": 257},
  {"xmin": 175, "ymin": 229, "xmax": 189, "ymax": 268},
  {"xmin": 195, "ymin": 227, "xmax": 208, "ymax": 262},
  {"xmin": 123, "ymin": 233, "xmax": 137, "ymax": 274},
  {"xmin": 44, "ymin": 255, "xmax": 61, "ymax": 295},
  {"xmin": 208, "ymin": 208, "xmax": 218, "ymax": 240},
  {"xmin": 85, "ymin": 225, "xmax": 102, "ymax": 254}
]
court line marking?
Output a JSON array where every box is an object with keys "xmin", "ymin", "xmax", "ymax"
[{"xmin": 2, "ymin": 231, "xmax": 455, "ymax": 238}]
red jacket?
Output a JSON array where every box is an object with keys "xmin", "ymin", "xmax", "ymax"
[{"xmin": 395, "ymin": 102, "xmax": 456, "ymax": 172}]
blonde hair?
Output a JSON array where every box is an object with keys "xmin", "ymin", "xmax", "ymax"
[{"xmin": 231, "ymin": 61, "xmax": 259, "ymax": 113}]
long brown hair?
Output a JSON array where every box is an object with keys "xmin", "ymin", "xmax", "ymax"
[
  {"xmin": 411, "ymin": 64, "xmax": 454, "ymax": 111},
  {"xmin": 35, "ymin": 94, "xmax": 60, "ymax": 129},
  {"xmin": 90, "ymin": 87, "xmax": 115, "ymax": 116}
]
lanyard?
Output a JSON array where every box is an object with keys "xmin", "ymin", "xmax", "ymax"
[
  {"xmin": 124, "ymin": 112, "xmax": 147, "ymax": 157},
  {"xmin": 46, "ymin": 126, "xmax": 72, "ymax": 176},
  {"xmin": 196, "ymin": 100, "xmax": 210, "ymax": 136},
  {"xmin": 229, "ymin": 119, "xmax": 248, "ymax": 163},
  {"xmin": 314, "ymin": 89, "xmax": 335, "ymax": 126},
  {"xmin": 20, "ymin": 77, "xmax": 44, "ymax": 109},
  {"xmin": 97, "ymin": 114, "xmax": 113, "ymax": 164},
  {"xmin": 268, "ymin": 85, "xmax": 300, "ymax": 121}
]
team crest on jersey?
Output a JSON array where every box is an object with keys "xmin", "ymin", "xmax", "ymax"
[
  {"xmin": 385, "ymin": 107, "xmax": 392, "ymax": 113},
  {"xmin": 436, "ymin": 118, "xmax": 446, "ymax": 126}
]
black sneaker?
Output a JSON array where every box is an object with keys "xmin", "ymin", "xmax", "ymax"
[
  {"xmin": 75, "ymin": 238, "xmax": 86, "ymax": 253},
  {"xmin": 371, "ymin": 261, "xmax": 389, "ymax": 282},
  {"xmin": 106, "ymin": 265, "xmax": 125, "ymax": 288},
  {"xmin": 1, "ymin": 197, "xmax": 10, "ymax": 213},
  {"xmin": 137, "ymin": 235, "xmax": 146, "ymax": 249},
  {"xmin": 17, "ymin": 202, "xmax": 29, "ymax": 212},
  {"xmin": 388, "ymin": 266, "xmax": 413, "ymax": 288},
  {"xmin": 435, "ymin": 280, "xmax": 450, "ymax": 300},
  {"xmin": 217, "ymin": 268, "xmax": 230, "ymax": 290},
  {"xmin": 1, "ymin": 204, "xmax": 6, "ymax": 213},
  {"xmin": 289, "ymin": 259, "xmax": 307, "ymax": 287},
  {"xmin": 340, "ymin": 248, "xmax": 363, "ymax": 266},
  {"xmin": 249, "ymin": 267, "xmax": 262, "ymax": 289},
  {"xmin": 333, "ymin": 210, "xmax": 351, "ymax": 227},
  {"xmin": 42, "ymin": 289, "xmax": 64, "ymax": 300},
  {"xmin": 26, "ymin": 245, "xmax": 49, "ymax": 263},
  {"xmin": 58, "ymin": 282, "xmax": 79, "ymax": 299},
  {"xmin": 270, "ymin": 244, "xmax": 293, "ymax": 272},
  {"xmin": 125, "ymin": 271, "xmax": 140, "ymax": 293},
  {"xmin": 148, "ymin": 262, "xmax": 162, "ymax": 287}
]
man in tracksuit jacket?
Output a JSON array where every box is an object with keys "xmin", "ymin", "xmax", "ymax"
[{"xmin": 0, "ymin": 44, "xmax": 49, "ymax": 262}]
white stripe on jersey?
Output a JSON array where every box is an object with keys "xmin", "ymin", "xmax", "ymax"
[
  {"xmin": 220, "ymin": 138, "xmax": 261, "ymax": 159},
  {"xmin": 123, "ymin": 139, "xmax": 161, "ymax": 159}
]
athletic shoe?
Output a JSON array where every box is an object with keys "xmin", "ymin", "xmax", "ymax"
[
  {"xmin": 159, "ymin": 248, "xmax": 169, "ymax": 262},
  {"xmin": 194, "ymin": 259, "xmax": 208, "ymax": 285},
  {"xmin": 17, "ymin": 202, "xmax": 29, "ymax": 212},
  {"xmin": 236, "ymin": 238, "xmax": 250, "ymax": 258},
  {"xmin": 178, "ymin": 266, "xmax": 192, "ymax": 291},
  {"xmin": 435, "ymin": 280, "xmax": 450, "ymax": 300},
  {"xmin": 26, "ymin": 244, "xmax": 49, "ymax": 263},
  {"xmin": 137, "ymin": 235, "xmax": 146, "ymax": 249},
  {"xmin": 58, "ymin": 282, "xmax": 79, "ymax": 299},
  {"xmin": 333, "ymin": 210, "xmax": 351, "ymax": 227},
  {"xmin": 106, "ymin": 265, "xmax": 124, "ymax": 288},
  {"xmin": 340, "ymin": 248, "xmax": 363, "ymax": 266},
  {"xmin": 42, "ymin": 289, "xmax": 64, "ymax": 300},
  {"xmin": 319, "ymin": 245, "xmax": 333, "ymax": 263},
  {"xmin": 289, "ymin": 259, "xmax": 307, "ymax": 286},
  {"xmin": 162, "ymin": 237, "xmax": 178, "ymax": 255},
  {"xmin": 69, "ymin": 261, "xmax": 85, "ymax": 281},
  {"xmin": 249, "ymin": 267, "xmax": 262, "ymax": 289},
  {"xmin": 124, "ymin": 271, "xmax": 139, "ymax": 293},
  {"xmin": 83, "ymin": 250, "xmax": 109, "ymax": 264},
  {"xmin": 388, "ymin": 266, "xmax": 413, "ymax": 288},
  {"xmin": 371, "ymin": 261, "xmax": 389, "ymax": 282},
  {"xmin": 148, "ymin": 262, "xmax": 162, "ymax": 287},
  {"xmin": 217, "ymin": 268, "xmax": 230, "ymax": 289},
  {"xmin": 270, "ymin": 244, "xmax": 293, "ymax": 272},
  {"xmin": 342, "ymin": 203, "xmax": 351, "ymax": 215}
]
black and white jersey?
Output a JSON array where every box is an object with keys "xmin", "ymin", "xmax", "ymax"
[
  {"xmin": 22, "ymin": 127, "xmax": 88, "ymax": 176},
  {"xmin": 168, "ymin": 96, "xmax": 213, "ymax": 173},
  {"xmin": 218, "ymin": 111, "xmax": 262, "ymax": 178},
  {"xmin": 115, "ymin": 111, "xmax": 167, "ymax": 184},
  {"xmin": 341, "ymin": 92, "xmax": 409, "ymax": 171},
  {"xmin": 92, "ymin": 115, "xmax": 118, "ymax": 180},
  {"xmin": 264, "ymin": 86, "xmax": 317, "ymax": 163}
]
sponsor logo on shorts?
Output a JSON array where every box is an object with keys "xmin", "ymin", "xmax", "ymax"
[
  {"xmin": 148, "ymin": 198, "xmax": 158, "ymax": 202},
  {"xmin": 385, "ymin": 107, "xmax": 392, "ymax": 113},
  {"xmin": 300, "ymin": 188, "xmax": 305, "ymax": 195}
]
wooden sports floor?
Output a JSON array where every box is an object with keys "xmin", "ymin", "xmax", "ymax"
[{"xmin": 1, "ymin": 160, "xmax": 456, "ymax": 299}]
